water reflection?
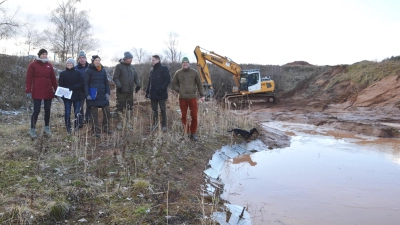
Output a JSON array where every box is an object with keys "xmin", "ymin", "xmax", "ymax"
[
  {"xmin": 220, "ymin": 122, "xmax": 400, "ymax": 225},
  {"xmin": 233, "ymin": 154, "xmax": 257, "ymax": 166}
]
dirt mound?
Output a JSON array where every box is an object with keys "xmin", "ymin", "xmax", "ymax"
[{"xmin": 283, "ymin": 61, "xmax": 314, "ymax": 66}]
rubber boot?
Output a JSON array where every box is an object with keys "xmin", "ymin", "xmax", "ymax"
[
  {"xmin": 117, "ymin": 112, "xmax": 123, "ymax": 130},
  {"xmin": 126, "ymin": 110, "xmax": 133, "ymax": 129},
  {"xmin": 30, "ymin": 128, "xmax": 37, "ymax": 139},
  {"xmin": 44, "ymin": 126, "xmax": 51, "ymax": 136}
]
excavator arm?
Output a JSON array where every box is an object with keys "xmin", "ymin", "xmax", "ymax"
[{"xmin": 194, "ymin": 46, "xmax": 242, "ymax": 98}]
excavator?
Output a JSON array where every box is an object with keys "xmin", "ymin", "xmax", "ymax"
[{"xmin": 194, "ymin": 46, "xmax": 276, "ymax": 107}]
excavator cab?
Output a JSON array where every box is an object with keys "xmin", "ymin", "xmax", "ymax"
[{"xmin": 239, "ymin": 69, "xmax": 262, "ymax": 92}]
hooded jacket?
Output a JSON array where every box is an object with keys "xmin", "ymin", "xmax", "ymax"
[
  {"xmin": 84, "ymin": 63, "xmax": 110, "ymax": 107},
  {"xmin": 58, "ymin": 67, "xmax": 84, "ymax": 101},
  {"xmin": 113, "ymin": 59, "xmax": 140, "ymax": 93},
  {"xmin": 172, "ymin": 67, "xmax": 204, "ymax": 99},
  {"xmin": 25, "ymin": 58, "xmax": 58, "ymax": 99}
]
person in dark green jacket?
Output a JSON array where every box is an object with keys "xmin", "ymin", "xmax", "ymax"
[
  {"xmin": 171, "ymin": 57, "xmax": 205, "ymax": 141},
  {"xmin": 113, "ymin": 51, "xmax": 141, "ymax": 130}
]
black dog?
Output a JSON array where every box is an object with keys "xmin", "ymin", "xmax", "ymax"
[{"xmin": 228, "ymin": 128, "xmax": 259, "ymax": 142}]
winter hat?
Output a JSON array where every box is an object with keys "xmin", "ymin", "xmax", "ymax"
[
  {"xmin": 181, "ymin": 57, "xmax": 189, "ymax": 63},
  {"xmin": 37, "ymin": 49, "xmax": 48, "ymax": 57},
  {"xmin": 123, "ymin": 51, "xmax": 133, "ymax": 60},
  {"xmin": 91, "ymin": 55, "xmax": 101, "ymax": 62},
  {"xmin": 66, "ymin": 58, "xmax": 75, "ymax": 66},
  {"xmin": 77, "ymin": 51, "xmax": 86, "ymax": 58}
]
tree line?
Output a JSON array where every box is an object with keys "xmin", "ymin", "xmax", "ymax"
[{"xmin": 0, "ymin": 0, "xmax": 182, "ymax": 63}]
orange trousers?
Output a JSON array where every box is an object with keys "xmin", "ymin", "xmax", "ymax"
[{"xmin": 179, "ymin": 98, "xmax": 198, "ymax": 134}]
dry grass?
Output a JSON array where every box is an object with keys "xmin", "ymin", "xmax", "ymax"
[
  {"xmin": 0, "ymin": 90, "xmax": 257, "ymax": 224},
  {"xmin": 325, "ymin": 60, "xmax": 400, "ymax": 90}
]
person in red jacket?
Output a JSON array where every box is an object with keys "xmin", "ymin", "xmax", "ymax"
[{"xmin": 25, "ymin": 49, "xmax": 58, "ymax": 139}]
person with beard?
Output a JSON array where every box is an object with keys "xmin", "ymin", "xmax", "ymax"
[
  {"xmin": 84, "ymin": 55, "xmax": 112, "ymax": 137},
  {"xmin": 74, "ymin": 51, "xmax": 90, "ymax": 127},
  {"xmin": 59, "ymin": 58, "xmax": 84, "ymax": 134},
  {"xmin": 171, "ymin": 57, "xmax": 205, "ymax": 141},
  {"xmin": 25, "ymin": 48, "xmax": 58, "ymax": 139},
  {"xmin": 113, "ymin": 51, "xmax": 141, "ymax": 130}
]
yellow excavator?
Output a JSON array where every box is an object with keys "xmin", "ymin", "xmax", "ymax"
[{"xmin": 194, "ymin": 46, "xmax": 276, "ymax": 106}]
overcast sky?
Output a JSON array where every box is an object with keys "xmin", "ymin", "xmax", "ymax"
[{"xmin": 1, "ymin": 0, "xmax": 400, "ymax": 66}]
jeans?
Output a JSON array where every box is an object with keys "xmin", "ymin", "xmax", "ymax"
[
  {"xmin": 31, "ymin": 99, "xmax": 52, "ymax": 129},
  {"xmin": 63, "ymin": 99, "xmax": 81, "ymax": 131},
  {"xmin": 79, "ymin": 97, "xmax": 91, "ymax": 124},
  {"xmin": 151, "ymin": 99, "xmax": 167, "ymax": 127},
  {"xmin": 179, "ymin": 98, "xmax": 198, "ymax": 134}
]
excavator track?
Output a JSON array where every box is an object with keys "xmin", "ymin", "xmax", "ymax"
[{"xmin": 222, "ymin": 93, "xmax": 276, "ymax": 109}]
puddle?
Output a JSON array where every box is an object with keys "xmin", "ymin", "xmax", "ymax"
[{"xmin": 210, "ymin": 122, "xmax": 400, "ymax": 225}]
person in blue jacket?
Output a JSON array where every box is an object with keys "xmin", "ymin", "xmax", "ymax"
[
  {"xmin": 74, "ymin": 51, "xmax": 90, "ymax": 127},
  {"xmin": 59, "ymin": 58, "xmax": 84, "ymax": 134}
]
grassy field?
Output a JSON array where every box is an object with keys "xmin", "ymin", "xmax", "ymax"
[{"xmin": 0, "ymin": 92, "xmax": 258, "ymax": 224}]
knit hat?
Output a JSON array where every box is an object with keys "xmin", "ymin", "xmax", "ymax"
[
  {"xmin": 91, "ymin": 55, "xmax": 101, "ymax": 62},
  {"xmin": 37, "ymin": 49, "xmax": 48, "ymax": 57},
  {"xmin": 181, "ymin": 57, "xmax": 189, "ymax": 63},
  {"xmin": 66, "ymin": 58, "xmax": 75, "ymax": 66},
  {"xmin": 123, "ymin": 51, "xmax": 133, "ymax": 60},
  {"xmin": 77, "ymin": 51, "xmax": 86, "ymax": 58}
]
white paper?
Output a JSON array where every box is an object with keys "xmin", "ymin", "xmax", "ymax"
[{"xmin": 55, "ymin": 86, "xmax": 72, "ymax": 99}]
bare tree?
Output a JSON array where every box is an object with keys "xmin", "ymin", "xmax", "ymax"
[
  {"xmin": 131, "ymin": 47, "xmax": 148, "ymax": 64},
  {"xmin": 45, "ymin": 0, "xmax": 99, "ymax": 62},
  {"xmin": 0, "ymin": 0, "xmax": 21, "ymax": 40},
  {"xmin": 163, "ymin": 32, "xmax": 182, "ymax": 63},
  {"xmin": 16, "ymin": 21, "xmax": 44, "ymax": 55}
]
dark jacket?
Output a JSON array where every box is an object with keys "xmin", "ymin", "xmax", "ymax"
[
  {"xmin": 146, "ymin": 62, "xmax": 170, "ymax": 100},
  {"xmin": 74, "ymin": 62, "xmax": 89, "ymax": 78},
  {"xmin": 113, "ymin": 59, "xmax": 140, "ymax": 93},
  {"xmin": 84, "ymin": 64, "xmax": 110, "ymax": 107},
  {"xmin": 172, "ymin": 67, "xmax": 204, "ymax": 99},
  {"xmin": 75, "ymin": 62, "xmax": 89, "ymax": 96},
  {"xmin": 58, "ymin": 67, "xmax": 84, "ymax": 101},
  {"xmin": 25, "ymin": 58, "xmax": 58, "ymax": 99}
]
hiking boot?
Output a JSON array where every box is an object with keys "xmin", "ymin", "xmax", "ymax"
[
  {"xmin": 30, "ymin": 128, "xmax": 37, "ymax": 139},
  {"xmin": 162, "ymin": 126, "xmax": 167, "ymax": 132},
  {"xmin": 151, "ymin": 124, "xmax": 158, "ymax": 132},
  {"xmin": 103, "ymin": 128, "xmax": 112, "ymax": 134},
  {"xmin": 190, "ymin": 134, "xmax": 198, "ymax": 141},
  {"xmin": 103, "ymin": 129, "xmax": 112, "ymax": 134},
  {"xmin": 117, "ymin": 121, "xmax": 123, "ymax": 130},
  {"xmin": 44, "ymin": 126, "xmax": 51, "ymax": 136}
]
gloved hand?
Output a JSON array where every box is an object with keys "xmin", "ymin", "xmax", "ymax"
[
  {"xmin": 87, "ymin": 95, "xmax": 92, "ymax": 100},
  {"xmin": 26, "ymin": 93, "xmax": 32, "ymax": 99},
  {"xmin": 117, "ymin": 87, "xmax": 122, "ymax": 93},
  {"xmin": 105, "ymin": 93, "xmax": 110, "ymax": 100},
  {"xmin": 145, "ymin": 93, "xmax": 149, "ymax": 99},
  {"xmin": 135, "ymin": 86, "xmax": 141, "ymax": 93}
]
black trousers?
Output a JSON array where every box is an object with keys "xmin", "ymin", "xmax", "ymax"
[
  {"xmin": 31, "ymin": 99, "xmax": 52, "ymax": 128},
  {"xmin": 151, "ymin": 99, "xmax": 167, "ymax": 127}
]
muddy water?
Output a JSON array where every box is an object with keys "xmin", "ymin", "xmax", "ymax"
[{"xmin": 219, "ymin": 122, "xmax": 400, "ymax": 225}]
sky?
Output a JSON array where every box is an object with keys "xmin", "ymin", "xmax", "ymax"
[{"xmin": 1, "ymin": 0, "xmax": 400, "ymax": 66}]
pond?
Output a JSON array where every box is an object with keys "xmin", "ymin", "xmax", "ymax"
[{"xmin": 210, "ymin": 122, "xmax": 400, "ymax": 225}]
